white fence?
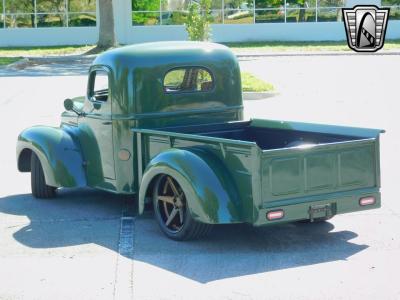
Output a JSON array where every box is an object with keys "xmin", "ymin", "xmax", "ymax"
[{"xmin": 0, "ymin": 0, "xmax": 399, "ymax": 47}]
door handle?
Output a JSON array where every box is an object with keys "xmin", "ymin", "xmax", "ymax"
[{"xmin": 102, "ymin": 121, "xmax": 112, "ymax": 125}]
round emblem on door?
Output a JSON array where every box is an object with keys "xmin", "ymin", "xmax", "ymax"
[{"xmin": 118, "ymin": 149, "xmax": 131, "ymax": 161}]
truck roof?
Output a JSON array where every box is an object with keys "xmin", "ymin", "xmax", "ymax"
[
  {"xmin": 91, "ymin": 41, "xmax": 243, "ymax": 128},
  {"xmin": 93, "ymin": 41, "xmax": 235, "ymax": 69}
]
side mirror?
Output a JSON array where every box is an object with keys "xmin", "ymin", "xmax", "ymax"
[
  {"xmin": 93, "ymin": 102, "xmax": 102, "ymax": 110},
  {"xmin": 64, "ymin": 98, "xmax": 85, "ymax": 116},
  {"xmin": 64, "ymin": 98, "xmax": 74, "ymax": 111}
]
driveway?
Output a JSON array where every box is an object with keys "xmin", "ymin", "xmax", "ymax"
[{"xmin": 0, "ymin": 53, "xmax": 399, "ymax": 300}]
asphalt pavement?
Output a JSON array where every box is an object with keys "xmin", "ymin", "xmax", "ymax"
[{"xmin": 0, "ymin": 53, "xmax": 399, "ymax": 300}]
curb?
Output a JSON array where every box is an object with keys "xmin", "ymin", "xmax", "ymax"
[
  {"xmin": 25, "ymin": 54, "xmax": 97, "ymax": 61},
  {"xmin": 235, "ymin": 50, "xmax": 400, "ymax": 58},
  {"xmin": 6, "ymin": 57, "xmax": 30, "ymax": 69},
  {"xmin": 4, "ymin": 55, "xmax": 95, "ymax": 70},
  {"xmin": 243, "ymin": 91, "xmax": 278, "ymax": 100},
  {"xmin": 25, "ymin": 55, "xmax": 96, "ymax": 64}
]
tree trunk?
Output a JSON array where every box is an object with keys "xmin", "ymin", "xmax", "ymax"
[
  {"xmin": 30, "ymin": 0, "xmax": 35, "ymax": 27},
  {"xmin": 97, "ymin": 0, "xmax": 116, "ymax": 49},
  {"xmin": 299, "ymin": 2, "xmax": 306, "ymax": 22}
]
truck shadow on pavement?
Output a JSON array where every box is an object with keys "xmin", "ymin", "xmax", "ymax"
[
  {"xmin": 0, "ymin": 189, "xmax": 130, "ymax": 252},
  {"xmin": 135, "ymin": 214, "xmax": 368, "ymax": 283},
  {"xmin": 0, "ymin": 189, "xmax": 368, "ymax": 284}
]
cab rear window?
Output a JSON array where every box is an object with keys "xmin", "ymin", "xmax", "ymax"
[{"xmin": 163, "ymin": 67, "xmax": 214, "ymax": 93}]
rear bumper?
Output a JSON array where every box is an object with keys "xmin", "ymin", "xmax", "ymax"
[{"xmin": 253, "ymin": 187, "xmax": 381, "ymax": 226}]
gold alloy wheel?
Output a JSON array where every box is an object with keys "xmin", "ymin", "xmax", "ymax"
[{"xmin": 156, "ymin": 175, "xmax": 186, "ymax": 233}]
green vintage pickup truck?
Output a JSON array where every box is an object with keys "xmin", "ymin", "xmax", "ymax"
[{"xmin": 17, "ymin": 42, "xmax": 383, "ymax": 240}]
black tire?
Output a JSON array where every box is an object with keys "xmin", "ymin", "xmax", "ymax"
[
  {"xmin": 31, "ymin": 153, "xmax": 56, "ymax": 199},
  {"xmin": 153, "ymin": 175, "xmax": 212, "ymax": 241}
]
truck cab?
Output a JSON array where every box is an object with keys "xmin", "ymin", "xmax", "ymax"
[{"xmin": 63, "ymin": 42, "xmax": 242, "ymax": 193}]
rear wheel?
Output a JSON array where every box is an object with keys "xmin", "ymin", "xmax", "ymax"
[
  {"xmin": 152, "ymin": 175, "xmax": 212, "ymax": 241},
  {"xmin": 31, "ymin": 153, "xmax": 56, "ymax": 198}
]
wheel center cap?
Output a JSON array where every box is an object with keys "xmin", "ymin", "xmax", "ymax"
[{"xmin": 174, "ymin": 197, "xmax": 182, "ymax": 208}]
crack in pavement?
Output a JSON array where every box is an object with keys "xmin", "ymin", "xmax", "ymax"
[{"xmin": 113, "ymin": 201, "xmax": 135, "ymax": 300}]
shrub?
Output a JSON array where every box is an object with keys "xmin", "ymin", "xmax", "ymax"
[{"xmin": 185, "ymin": 0, "xmax": 212, "ymax": 41}]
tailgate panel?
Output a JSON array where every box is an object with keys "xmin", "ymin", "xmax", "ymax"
[
  {"xmin": 261, "ymin": 139, "xmax": 377, "ymax": 206},
  {"xmin": 269, "ymin": 157, "xmax": 301, "ymax": 196},
  {"xmin": 305, "ymin": 152, "xmax": 336, "ymax": 191},
  {"xmin": 339, "ymin": 148, "xmax": 375, "ymax": 187}
]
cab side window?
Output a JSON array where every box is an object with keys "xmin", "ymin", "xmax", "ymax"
[
  {"xmin": 89, "ymin": 69, "xmax": 109, "ymax": 102},
  {"xmin": 164, "ymin": 67, "xmax": 213, "ymax": 93}
]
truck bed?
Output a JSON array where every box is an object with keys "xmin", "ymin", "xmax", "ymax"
[
  {"xmin": 134, "ymin": 119, "xmax": 382, "ymax": 225},
  {"xmin": 160, "ymin": 120, "xmax": 364, "ymax": 150}
]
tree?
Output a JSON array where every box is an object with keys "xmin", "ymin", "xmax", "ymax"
[
  {"xmin": 96, "ymin": 0, "xmax": 117, "ymax": 50},
  {"xmin": 185, "ymin": 0, "xmax": 212, "ymax": 41},
  {"xmin": 39, "ymin": 0, "xmax": 66, "ymax": 26},
  {"xmin": 132, "ymin": 0, "xmax": 160, "ymax": 25},
  {"xmin": 7, "ymin": 0, "xmax": 35, "ymax": 28}
]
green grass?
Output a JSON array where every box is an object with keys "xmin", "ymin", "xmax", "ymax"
[
  {"xmin": 164, "ymin": 69, "xmax": 274, "ymax": 92},
  {"xmin": 0, "ymin": 57, "xmax": 21, "ymax": 66},
  {"xmin": 225, "ymin": 39, "xmax": 400, "ymax": 52},
  {"xmin": 0, "ymin": 45, "xmax": 95, "ymax": 57},
  {"xmin": 241, "ymin": 72, "xmax": 274, "ymax": 92},
  {"xmin": 1, "ymin": 39, "xmax": 399, "ymax": 59}
]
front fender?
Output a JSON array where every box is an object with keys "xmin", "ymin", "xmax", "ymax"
[
  {"xmin": 16, "ymin": 125, "xmax": 86, "ymax": 188},
  {"xmin": 138, "ymin": 148, "xmax": 241, "ymax": 224}
]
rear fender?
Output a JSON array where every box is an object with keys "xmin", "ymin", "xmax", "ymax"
[
  {"xmin": 16, "ymin": 125, "xmax": 86, "ymax": 188},
  {"xmin": 138, "ymin": 148, "xmax": 241, "ymax": 224}
]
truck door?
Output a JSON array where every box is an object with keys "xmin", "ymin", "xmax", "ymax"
[{"xmin": 78, "ymin": 67, "xmax": 115, "ymax": 182}]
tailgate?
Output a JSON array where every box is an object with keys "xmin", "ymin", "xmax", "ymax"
[{"xmin": 261, "ymin": 138, "xmax": 380, "ymax": 207}]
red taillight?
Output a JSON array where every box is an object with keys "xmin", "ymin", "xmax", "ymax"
[
  {"xmin": 359, "ymin": 196, "xmax": 376, "ymax": 206},
  {"xmin": 266, "ymin": 210, "xmax": 284, "ymax": 220}
]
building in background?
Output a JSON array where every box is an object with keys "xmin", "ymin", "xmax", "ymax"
[
  {"xmin": 0, "ymin": 0, "xmax": 96, "ymax": 28},
  {"xmin": 0, "ymin": 0, "xmax": 399, "ymax": 46}
]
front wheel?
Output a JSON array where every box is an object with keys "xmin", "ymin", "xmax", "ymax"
[
  {"xmin": 31, "ymin": 153, "xmax": 56, "ymax": 199},
  {"xmin": 152, "ymin": 175, "xmax": 212, "ymax": 241}
]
